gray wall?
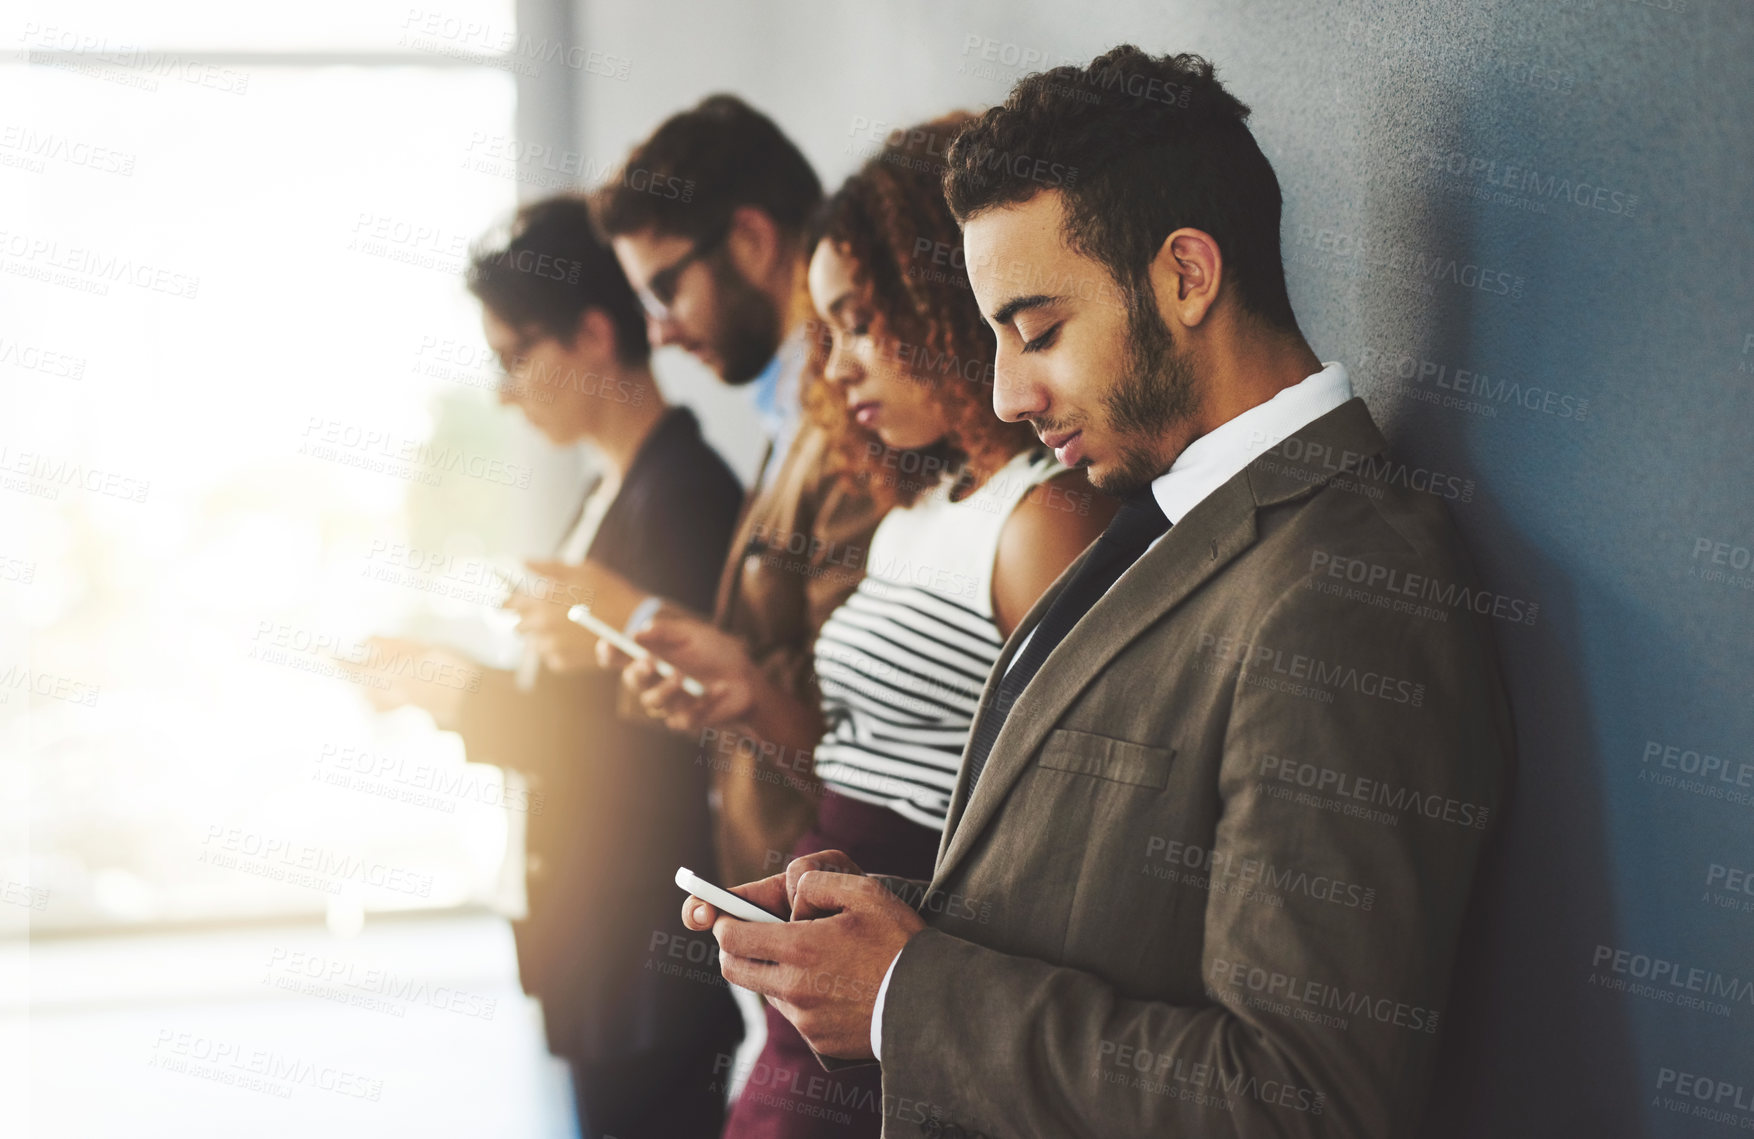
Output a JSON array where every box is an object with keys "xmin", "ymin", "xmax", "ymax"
[{"xmin": 570, "ymin": 3, "xmax": 1754, "ymax": 1134}]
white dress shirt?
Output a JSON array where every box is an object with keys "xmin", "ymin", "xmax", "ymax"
[
  {"xmin": 1147, "ymin": 360, "xmax": 1351, "ymax": 527},
  {"xmin": 868, "ymin": 361, "xmax": 1354, "ymax": 1060}
]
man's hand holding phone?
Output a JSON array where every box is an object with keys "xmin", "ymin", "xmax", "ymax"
[
  {"xmin": 679, "ymin": 849, "xmax": 864, "ymax": 929},
  {"xmin": 680, "ymin": 850, "xmax": 925, "ymax": 1060}
]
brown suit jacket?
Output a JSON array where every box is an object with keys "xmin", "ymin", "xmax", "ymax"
[
  {"xmin": 711, "ymin": 423, "xmax": 884, "ymax": 884},
  {"xmin": 874, "ymin": 399, "xmax": 1514, "ymax": 1138}
]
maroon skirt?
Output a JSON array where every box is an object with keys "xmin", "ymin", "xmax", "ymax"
[{"xmin": 720, "ymin": 790, "xmax": 941, "ymax": 1139}]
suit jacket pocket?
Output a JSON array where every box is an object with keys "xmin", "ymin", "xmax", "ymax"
[{"xmin": 1038, "ymin": 728, "xmax": 1174, "ymax": 789}]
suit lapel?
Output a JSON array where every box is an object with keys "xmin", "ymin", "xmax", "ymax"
[
  {"xmin": 931, "ymin": 477, "xmax": 1259, "ymax": 888},
  {"xmin": 929, "ymin": 397, "xmax": 1388, "ymax": 888},
  {"xmin": 929, "ymin": 536, "xmax": 1093, "ymax": 865}
]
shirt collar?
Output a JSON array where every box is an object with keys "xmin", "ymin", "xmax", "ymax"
[
  {"xmin": 747, "ymin": 328, "xmax": 806, "ymax": 445},
  {"xmin": 1149, "ymin": 361, "xmax": 1353, "ymax": 525}
]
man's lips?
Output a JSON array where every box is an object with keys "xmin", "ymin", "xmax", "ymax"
[{"xmin": 1039, "ymin": 427, "xmax": 1084, "ymax": 465}]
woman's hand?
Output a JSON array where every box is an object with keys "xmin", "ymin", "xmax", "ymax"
[
  {"xmin": 502, "ymin": 560, "xmax": 597, "ymax": 672},
  {"xmin": 599, "ymin": 609, "xmax": 764, "ymax": 732},
  {"xmin": 502, "ymin": 558, "xmax": 649, "ymax": 672}
]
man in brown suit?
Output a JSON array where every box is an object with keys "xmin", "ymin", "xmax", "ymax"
[
  {"xmin": 586, "ymin": 95, "xmax": 883, "ymax": 886},
  {"xmin": 685, "ymin": 46, "xmax": 1514, "ymax": 1137}
]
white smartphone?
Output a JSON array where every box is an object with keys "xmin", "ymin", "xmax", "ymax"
[
  {"xmin": 675, "ymin": 866, "xmax": 786, "ymax": 924},
  {"xmin": 566, "ymin": 604, "xmax": 708, "ymax": 698}
]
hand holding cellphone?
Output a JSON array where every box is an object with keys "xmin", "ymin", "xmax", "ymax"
[
  {"xmin": 675, "ymin": 867, "xmax": 786, "ymax": 924},
  {"xmin": 567, "ymin": 604, "xmax": 708, "ymax": 698}
]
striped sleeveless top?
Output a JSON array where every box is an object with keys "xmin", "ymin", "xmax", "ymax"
[{"xmin": 811, "ymin": 447, "xmax": 1066, "ymax": 831}]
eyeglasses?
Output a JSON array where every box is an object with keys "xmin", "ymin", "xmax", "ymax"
[{"xmin": 634, "ymin": 225, "xmax": 728, "ymax": 322}]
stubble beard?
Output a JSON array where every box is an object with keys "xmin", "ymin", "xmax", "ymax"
[
  {"xmin": 708, "ymin": 256, "xmax": 783, "ymax": 386},
  {"xmin": 1091, "ymin": 300, "xmax": 1197, "ymax": 498}
]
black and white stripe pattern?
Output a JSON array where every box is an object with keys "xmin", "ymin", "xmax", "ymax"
[{"xmin": 813, "ymin": 576, "xmax": 1005, "ymax": 830}]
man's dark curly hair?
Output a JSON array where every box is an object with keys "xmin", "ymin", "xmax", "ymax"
[
  {"xmin": 944, "ymin": 45, "xmax": 1298, "ymax": 333},
  {"xmin": 803, "ymin": 112, "xmax": 1037, "ymax": 512}
]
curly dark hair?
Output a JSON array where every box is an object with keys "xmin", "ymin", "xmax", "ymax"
[
  {"xmin": 803, "ymin": 112, "xmax": 1038, "ymax": 511},
  {"xmin": 944, "ymin": 45, "xmax": 1299, "ymax": 333}
]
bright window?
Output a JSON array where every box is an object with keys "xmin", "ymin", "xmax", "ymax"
[{"xmin": 0, "ymin": 2, "xmax": 566, "ymax": 933}]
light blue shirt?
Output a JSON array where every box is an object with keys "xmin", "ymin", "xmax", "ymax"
[{"xmin": 746, "ymin": 329, "xmax": 807, "ymax": 491}]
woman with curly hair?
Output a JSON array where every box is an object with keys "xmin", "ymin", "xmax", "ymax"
[{"xmin": 608, "ymin": 113, "xmax": 1113, "ymax": 1138}]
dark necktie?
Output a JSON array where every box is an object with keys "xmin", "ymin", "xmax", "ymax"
[{"xmin": 962, "ymin": 490, "xmax": 1172, "ymax": 799}]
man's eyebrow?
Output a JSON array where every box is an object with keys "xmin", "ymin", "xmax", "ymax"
[{"xmin": 989, "ymin": 294, "xmax": 1059, "ymax": 326}]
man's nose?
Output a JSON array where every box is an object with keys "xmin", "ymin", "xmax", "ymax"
[{"xmin": 991, "ymin": 354, "xmax": 1046, "ymax": 424}]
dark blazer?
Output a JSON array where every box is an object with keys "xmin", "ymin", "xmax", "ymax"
[
  {"xmin": 872, "ymin": 399, "xmax": 1516, "ymax": 1137},
  {"xmin": 453, "ymin": 407, "xmax": 743, "ymax": 1062},
  {"xmin": 710, "ymin": 423, "xmax": 885, "ymax": 884}
]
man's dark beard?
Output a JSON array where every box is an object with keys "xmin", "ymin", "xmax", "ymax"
[
  {"xmin": 707, "ymin": 254, "xmax": 783, "ymax": 386},
  {"xmin": 1093, "ymin": 297, "xmax": 1197, "ymax": 497}
]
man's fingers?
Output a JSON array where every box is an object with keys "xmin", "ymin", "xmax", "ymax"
[
  {"xmin": 681, "ymin": 895, "xmax": 717, "ymax": 930},
  {"xmin": 687, "ymin": 871, "xmax": 785, "ymax": 925},
  {"xmin": 727, "ymin": 871, "xmax": 791, "ymax": 915},
  {"xmin": 714, "ymin": 913, "xmax": 804, "ymax": 965},
  {"xmin": 709, "ymin": 874, "xmax": 834, "ymax": 997},
  {"xmin": 792, "ymin": 868, "xmax": 883, "ymax": 921},
  {"xmin": 785, "ymin": 851, "xmax": 863, "ymax": 911},
  {"xmin": 716, "ymin": 945, "xmax": 790, "ymax": 996}
]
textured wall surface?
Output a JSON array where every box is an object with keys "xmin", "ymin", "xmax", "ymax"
[{"xmin": 576, "ymin": 3, "xmax": 1754, "ymax": 1134}]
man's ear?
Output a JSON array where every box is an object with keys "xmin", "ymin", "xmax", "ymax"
[
  {"xmin": 1149, "ymin": 228, "xmax": 1223, "ymax": 331},
  {"xmin": 724, "ymin": 204, "xmax": 783, "ymax": 285}
]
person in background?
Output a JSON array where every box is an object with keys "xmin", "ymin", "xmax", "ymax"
[
  {"xmin": 606, "ymin": 114, "xmax": 1114, "ymax": 1139},
  {"xmin": 512, "ymin": 95, "xmax": 885, "ymax": 893},
  {"xmin": 352, "ymin": 195, "xmax": 743, "ymax": 1139}
]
